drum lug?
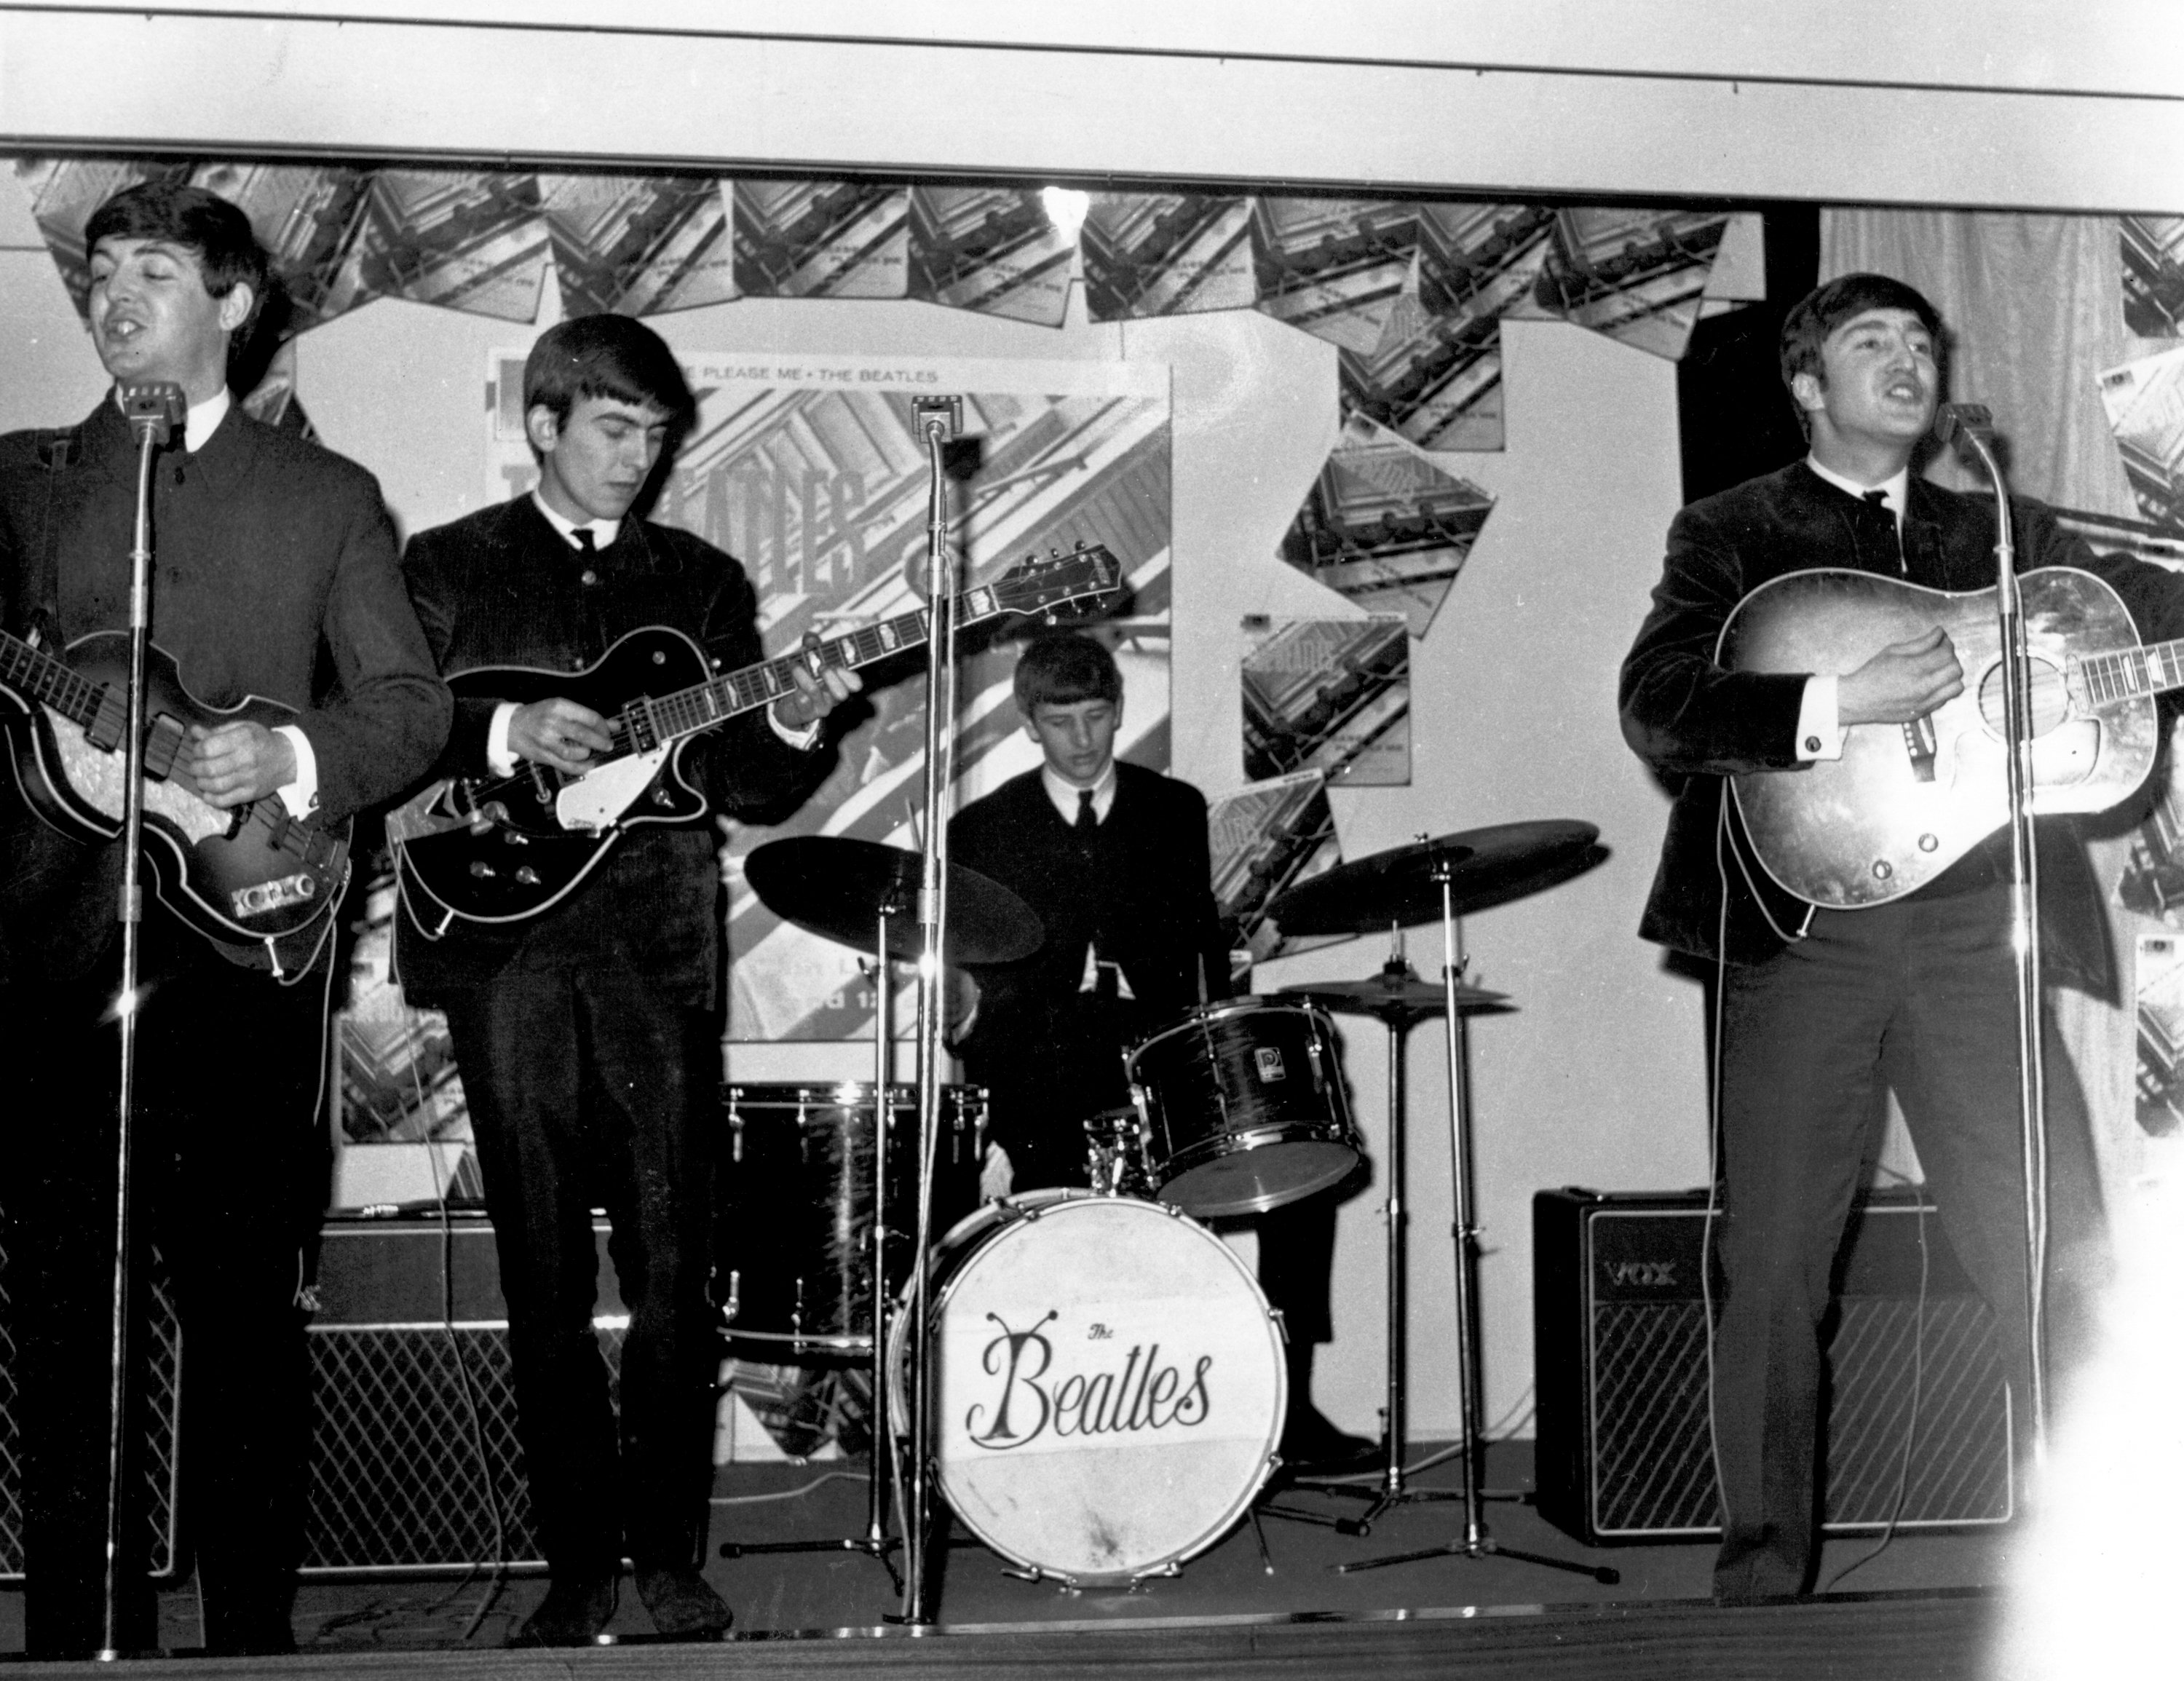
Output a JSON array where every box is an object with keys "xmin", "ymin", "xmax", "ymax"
[
  {"xmin": 1128, "ymin": 1561, "xmax": 1184, "ymax": 1586},
  {"xmin": 1000, "ymin": 1565, "xmax": 1083, "ymax": 1593}
]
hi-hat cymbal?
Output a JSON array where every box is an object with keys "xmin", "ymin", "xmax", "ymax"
[
  {"xmin": 1267, "ymin": 820, "xmax": 1605, "ymax": 937},
  {"xmin": 744, "ymin": 837, "xmax": 1042, "ymax": 965},
  {"xmin": 1278, "ymin": 966, "xmax": 1512, "ymax": 1022}
]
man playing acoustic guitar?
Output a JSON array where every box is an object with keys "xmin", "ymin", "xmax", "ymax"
[
  {"xmin": 396, "ymin": 315, "xmax": 857, "ymax": 1645},
  {"xmin": 0, "ymin": 182, "xmax": 450, "ymax": 1657},
  {"xmin": 1620, "ymin": 272, "xmax": 2184, "ymax": 1602}
]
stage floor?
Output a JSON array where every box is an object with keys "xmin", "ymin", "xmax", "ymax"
[{"xmin": 0, "ymin": 1444, "xmax": 2017, "ymax": 1676}]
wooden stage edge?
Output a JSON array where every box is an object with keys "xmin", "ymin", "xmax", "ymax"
[{"xmin": 1, "ymin": 1588, "xmax": 2000, "ymax": 1681}]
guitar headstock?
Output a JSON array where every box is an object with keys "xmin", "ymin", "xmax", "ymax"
[{"xmin": 986, "ymin": 544, "xmax": 1123, "ymax": 622}]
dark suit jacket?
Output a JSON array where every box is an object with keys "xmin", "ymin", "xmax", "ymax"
[
  {"xmin": 0, "ymin": 397, "xmax": 450, "ymax": 981},
  {"xmin": 949, "ymin": 762, "xmax": 1231, "ymax": 1159},
  {"xmin": 395, "ymin": 494, "xmax": 826, "ymax": 1008},
  {"xmin": 1620, "ymin": 460, "xmax": 2184, "ymax": 986}
]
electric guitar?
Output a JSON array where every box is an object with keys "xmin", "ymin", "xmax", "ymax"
[
  {"xmin": 1722, "ymin": 564, "xmax": 2175, "ymax": 909},
  {"xmin": 389, "ymin": 544, "xmax": 1123, "ymax": 925},
  {"xmin": 0, "ymin": 627, "xmax": 352, "ymax": 971}
]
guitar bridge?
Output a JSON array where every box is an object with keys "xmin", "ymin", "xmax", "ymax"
[{"xmin": 1902, "ymin": 713, "xmax": 1938, "ymax": 783}]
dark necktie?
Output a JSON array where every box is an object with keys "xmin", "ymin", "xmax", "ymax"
[
  {"xmin": 1864, "ymin": 489, "xmax": 1905, "ymax": 571},
  {"xmin": 1075, "ymin": 788, "xmax": 1097, "ymax": 834}
]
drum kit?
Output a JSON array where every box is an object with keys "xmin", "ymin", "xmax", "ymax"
[{"xmin": 724, "ymin": 815, "xmax": 1613, "ymax": 1594}]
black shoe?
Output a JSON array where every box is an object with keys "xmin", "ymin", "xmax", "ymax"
[
  {"xmin": 513, "ymin": 1573, "xmax": 618, "ymax": 1647},
  {"xmin": 634, "ymin": 1567, "xmax": 733, "ymax": 1640},
  {"xmin": 1279, "ymin": 1406, "xmax": 1382, "ymax": 1474}
]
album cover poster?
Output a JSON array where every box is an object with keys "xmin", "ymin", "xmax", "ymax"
[
  {"xmin": 2122, "ymin": 216, "xmax": 2184, "ymax": 339},
  {"xmin": 1241, "ymin": 614, "xmax": 1410, "ymax": 788},
  {"xmin": 1208, "ymin": 770, "xmax": 1342, "ymax": 965},
  {"xmin": 2097, "ymin": 346, "xmax": 2184, "ymax": 534},
  {"xmin": 2137, "ymin": 932, "xmax": 2184, "ymax": 1137},
  {"xmin": 1346, "ymin": 204, "xmax": 1557, "ymax": 452},
  {"xmin": 333, "ymin": 872, "xmax": 474, "ymax": 1163},
  {"xmin": 485, "ymin": 351, "xmax": 1171, "ymax": 1042},
  {"xmin": 1277, "ymin": 416, "xmax": 1496, "ymax": 637},
  {"xmin": 538, "ymin": 173, "xmax": 737, "ymax": 317},
  {"xmin": 1251, "ymin": 198, "xmax": 1420, "ymax": 356},
  {"xmin": 732, "ymin": 179, "xmax": 910, "ymax": 300},
  {"xmin": 1530, "ymin": 208, "xmax": 1733, "ymax": 361},
  {"xmin": 907, "ymin": 186, "xmax": 1074, "ymax": 327},
  {"xmin": 1082, "ymin": 193, "xmax": 1258, "ymax": 321}
]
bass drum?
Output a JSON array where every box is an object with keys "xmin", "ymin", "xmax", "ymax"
[
  {"xmin": 893, "ymin": 1192, "xmax": 1286, "ymax": 1586},
  {"xmin": 717, "ymin": 1083, "xmax": 984, "ymax": 1359}
]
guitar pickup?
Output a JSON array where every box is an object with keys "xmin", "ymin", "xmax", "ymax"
[
  {"xmin": 232, "ymin": 871, "xmax": 317, "ymax": 918},
  {"xmin": 1902, "ymin": 713, "xmax": 1938, "ymax": 783}
]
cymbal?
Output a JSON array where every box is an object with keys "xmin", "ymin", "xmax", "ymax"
[
  {"xmin": 1267, "ymin": 820, "xmax": 1605, "ymax": 937},
  {"xmin": 744, "ymin": 837, "xmax": 1042, "ymax": 965},
  {"xmin": 1278, "ymin": 966, "xmax": 1512, "ymax": 1022}
]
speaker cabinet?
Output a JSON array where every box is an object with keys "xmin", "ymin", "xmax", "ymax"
[
  {"xmin": 0, "ymin": 1234, "xmax": 183, "ymax": 1582},
  {"xmin": 304, "ymin": 1212, "xmax": 622, "ymax": 1576},
  {"xmin": 1532, "ymin": 1187, "xmax": 2014, "ymax": 1546}
]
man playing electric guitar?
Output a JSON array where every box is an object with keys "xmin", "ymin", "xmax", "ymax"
[
  {"xmin": 0, "ymin": 183, "xmax": 451, "ymax": 1657},
  {"xmin": 1620, "ymin": 272, "xmax": 2184, "ymax": 1602},
  {"xmin": 395, "ymin": 314, "xmax": 858, "ymax": 1646}
]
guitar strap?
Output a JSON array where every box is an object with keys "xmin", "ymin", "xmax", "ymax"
[{"xmin": 25, "ymin": 423, "xmax": 83, "ymax": 648}]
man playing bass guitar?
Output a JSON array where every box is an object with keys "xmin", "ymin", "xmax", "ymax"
[
  {"xmin": 1619, "ymin": 272, "xmax": 2184, "ymax": 1602},
  {"xmin": 395, "ymin": 315, "xmax": 857, "ymax": 1646},
  {"xmin": 0, "ymin": 182, "xmax": 451, "ymax": 1658}
]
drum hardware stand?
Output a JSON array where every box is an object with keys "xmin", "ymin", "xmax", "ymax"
[
  {"xmin": 716, "ymin": 916, "xmax": 907, "ymax": 1593},
  {"xmin": 98, "ymin": 381, "xmax": 187, "ymax": 1659},
  {"xmin": 1334, "ymin": 850, "xmax": 1613, "ymax": 1583}
]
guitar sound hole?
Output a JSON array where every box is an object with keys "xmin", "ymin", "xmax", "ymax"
[{"xmin": 1977, "ymin": 657, "xmax": 2070, "ymax": 737}]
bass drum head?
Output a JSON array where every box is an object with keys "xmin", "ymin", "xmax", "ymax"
[{"xmin": 910, "ymin": 1192, "xmax": 1286, "ymax": 1586}]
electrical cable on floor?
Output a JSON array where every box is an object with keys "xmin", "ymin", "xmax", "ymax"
[{"xmin": 708, "ymin": 1469, "xmax": 871, "ymax": 1508}]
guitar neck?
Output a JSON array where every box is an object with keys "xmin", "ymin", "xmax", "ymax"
[
  {"xmin": 2076, "ymin": 636, "xmax": 2184, "ymax": 705},
  {"xmin": 0, "ymin": 628, "xmax": 107, "ymax": 729},
  {"xmin": 640, "ymin": 587, "xmax": 999, "ymax": 748}
]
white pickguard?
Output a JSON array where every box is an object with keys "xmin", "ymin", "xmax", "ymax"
[
  {"xmin": 47, "ymin": 706, "xmax": 226, "ymax": 845},
  {"xmin": 553, "ymin": 747, "xmax": 670, "ymax": 833}
]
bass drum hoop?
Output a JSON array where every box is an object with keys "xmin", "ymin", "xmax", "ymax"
[{"xmin": 892, "ymin": 1190, "xmax": 1287, "ymax": 1586}]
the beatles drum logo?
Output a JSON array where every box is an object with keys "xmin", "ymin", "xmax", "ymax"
[{"xmin": 960, "ymin": 1310, "xmax": 1214, "ymax": 1450}]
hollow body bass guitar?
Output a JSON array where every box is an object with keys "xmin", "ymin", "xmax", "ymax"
[
  {"xmin": 0, "ymin": 625, "xmax": 351, "ymax": 973},
  {"xmin": 1722, "ymin": 564, "xmax": 2176, "ymax": 910},
  {"xmin": 389, "ymin": 545, "xmax": 1122, "ymax": 925}
]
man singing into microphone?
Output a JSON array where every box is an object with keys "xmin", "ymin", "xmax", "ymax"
[
  {"xmin": 0, "ymin": 182, "xmax": 448, "ymax": 1656},
  {"xmin": 1619, "ymin": 273, "xmax": 2184, "ymax": 1600}
]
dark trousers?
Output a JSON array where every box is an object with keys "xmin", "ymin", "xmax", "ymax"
[
  {"xmin": 1712, "ymin": 884, "xmax": 2104, "ymax": 1598},
  {"xmin": 438, "ymin": 964, "xmax": 722, "ymax": 1579},
  {"xmin": 1, "ymin": 920, "xmax": 328, "ymax": 1659}
]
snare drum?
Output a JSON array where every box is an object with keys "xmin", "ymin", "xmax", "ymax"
[
  {"xmin": 893, "ymin": 1192, "xmax": 1285, "ymax": 1586},
  {"xmin": 1126, "ymin": 997, "xmax": 1361, "ymax": 1218},
  {"xmin": 717, "ymin": 1083, "xmax": 984, "ymax": 1359},
  {"xmin": 1083, "ymin": 1105, "xmax": 1155, "ymax": 1198}
]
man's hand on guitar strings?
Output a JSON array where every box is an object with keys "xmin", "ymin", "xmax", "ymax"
[
  {"xmin": 1838, "ymin": 625, "xmax": 1965, "ymax": 727},
  {"xmin": 185, "ymin": 719, "xmax": 296, "ymax": 807},
  {"xmin": 769, "ymin": 631, "xmax": 863, "ymax": 732},
  {"xmin": 509, "ymin": 697, "xmax": 614, "ymax": 775}
]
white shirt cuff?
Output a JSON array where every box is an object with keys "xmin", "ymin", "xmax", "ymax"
[
  {"xmin": 487, "ymin": 701, "xmax": 521, "ymax": 775},
  {"xmin": 1796, "ymin": 675, "xmax": 1844, "ymax": 762},
  {"xmin": 274, "ymin": 725, "xmax": 318, "ymax": 818}
]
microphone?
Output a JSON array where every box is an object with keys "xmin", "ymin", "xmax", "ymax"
[
  {"xmin": 1934, "ymin": 403, "xmax": 1995, "ymax": 464},
  {"xmin": 119, "ymin": 381, "xmax": 188, "ymax": 448}
]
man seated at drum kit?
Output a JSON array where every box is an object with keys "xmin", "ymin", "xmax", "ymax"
[{"xmin": 946, "ymin": 630, "xmax": 1376, "ymax": 1473}]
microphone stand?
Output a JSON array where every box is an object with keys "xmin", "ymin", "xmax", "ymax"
[
  {"xmin": 897, "ymin": 395, "xmax": 962, "ymax": 1628},
  {"xmin": 1936, "ymin": 403, "xmax": 2049, "ymax": 1471},
  {"xmin": 100, "ymin": 381, "xmax": 185, "ymax": 1659}
]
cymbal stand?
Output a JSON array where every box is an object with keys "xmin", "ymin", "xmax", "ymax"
[
  {"xmin": 1265, "ymin": 944, "xmax": 1457, "ymax": 1534},
  {"xmin": 1339, "ymin": 856, "xmax": 1612, "ymax": 1582},
  {"xmin": 716, "ymin": 901, "xmax": 906, "ymax": 1592}
]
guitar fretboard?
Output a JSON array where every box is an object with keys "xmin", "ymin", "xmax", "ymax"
[
  {"xmin": 618, "ymin": 585, "xmax": 996, "ymax": 749},
  {"xmin": 2076, "ymin": 636, "xmax": 2184, "ymax": 706},
  {"xmin": 0, "ymin": 630, "xmax": 109, "ymax": 729}
]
